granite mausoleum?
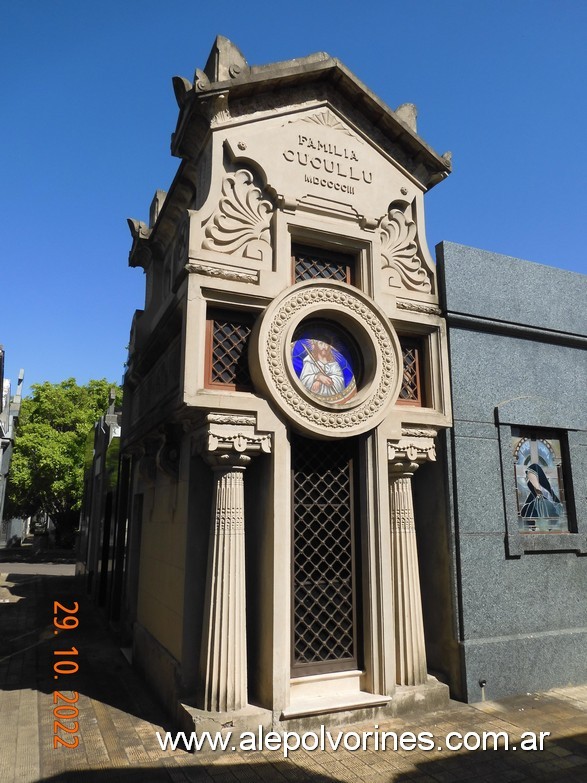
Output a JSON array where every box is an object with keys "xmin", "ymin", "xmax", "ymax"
[
  {"xmin": 433, "ymin": 243, "xmax": 587, "ymax": 703},
  {"xmin": 77, "ymin": 38, "xmax": 587, "ymax": 730}
]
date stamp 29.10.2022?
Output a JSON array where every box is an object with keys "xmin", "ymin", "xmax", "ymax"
[{"xmin": 52, "ymin": 600, "xmax": 80, "ymax": 749}]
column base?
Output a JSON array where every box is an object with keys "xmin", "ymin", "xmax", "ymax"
[
  {"xmin": 390, "ymin": 675, "xmax": 450, "ymax": 717},
  {"xmin": 178, "ymin": 702, "xmax": 274, "ymax": 736}
]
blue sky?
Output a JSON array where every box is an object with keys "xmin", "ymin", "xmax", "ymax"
[{"xmin": 2, "ymin": 0, "xmax": 586, "ymax": 395}]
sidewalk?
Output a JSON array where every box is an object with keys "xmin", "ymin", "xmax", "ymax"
[{"xmin": 1, "ymin": 561, "xmax": 586, "ymax": 783}]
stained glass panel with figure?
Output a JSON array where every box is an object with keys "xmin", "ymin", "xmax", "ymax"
[
  {"xmin": 512, "ymin": 428, "xmax": 569, "ymax": 533},
  {"xmin": 290, "ymin": 322, "xmax": 359, "ymax": 405}
]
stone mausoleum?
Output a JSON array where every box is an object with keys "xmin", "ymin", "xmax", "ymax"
[
  {"xmin": 121, "ymin": 37, "xmax": 453, "ymax": 729},
  {"xmin": 80, "ymin": 37, "xmax": 587, "ymax": 731}
]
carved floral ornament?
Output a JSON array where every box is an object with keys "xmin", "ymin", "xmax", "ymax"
[
  {"xmin": 184, "ymin": 262, "xmax": 259, "ymax": 284},
  {"xmin": 396, "ymin": 301, "xmax": 441, "ymax": 316},
  {"xmin": 202, "ymin": 169, "xmax": 273, "ymax": 259},
  {"xmin": 379, "ymin": 209, "xmax": 432, "ymax": 293},
  {"xmin": 250, "ymin": 281, "xmax": 402, "ymax": 439}
]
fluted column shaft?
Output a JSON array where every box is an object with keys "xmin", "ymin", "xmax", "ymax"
[
  {"xmin": 200, "ymin": 457, "xmax": 249, "ymax": 712},
  {"xmin": 389, "ymin": 462, "xmax": 427, "ymax": 686}
]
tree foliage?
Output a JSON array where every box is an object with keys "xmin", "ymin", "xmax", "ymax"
[{"xmin": 6, "ymin": 378, "xmax": 121, "ymax": 544}]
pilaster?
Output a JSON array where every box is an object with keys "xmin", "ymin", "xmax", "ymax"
[
  {"xmin": 387, "ymin": 430, "xmax": 436, "ymax": 686},
  {"xmin": 195, "ymin": 413, "xmax": 271, "ymax": 712}
]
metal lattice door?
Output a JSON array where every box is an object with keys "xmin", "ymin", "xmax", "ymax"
[{"xmin": 291, "ymin": 435, "xmax": 360, "ymax": 676}]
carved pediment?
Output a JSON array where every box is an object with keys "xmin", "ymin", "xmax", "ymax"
[{"xmin": 223, "ymin": 105, "xmax": 414, "ymax": 220}]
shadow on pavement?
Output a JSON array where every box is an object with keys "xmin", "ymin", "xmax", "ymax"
[
  {"xmin": 2, "ymin": 554, "xmax": 587, "ymax": 782},
  {"xmin": 40, "ymin": 763, "xmax": 341, "ymax": 783},
  {"xmin": 33, "ymin": 729, "xmax": 587, "ymax": 783},
  {"xmin": 0, "ymin": 568, "xmax": 178, "ymax": 735}
]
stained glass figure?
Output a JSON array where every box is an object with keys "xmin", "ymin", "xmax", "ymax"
[
  {"xmin": 512, "ymin": 430, "xmax": 569, "ymax": 532},
  {"xmin": 291, "ymin": 323, "xmax": 358, "ymax": 404}
]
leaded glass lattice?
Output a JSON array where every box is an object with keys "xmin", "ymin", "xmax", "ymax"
[
  {"xmin": 210, "ymin": 317, "xmax": 252, "ymax": 388},
  {"xmin": 292, "ymin": 436, "xmax": 358, "ymax": 674}
]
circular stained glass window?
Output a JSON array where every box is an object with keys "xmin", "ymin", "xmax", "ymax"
[{"xmin": 290, "ymin": 321, "xmax": 360, "ymax": 404}]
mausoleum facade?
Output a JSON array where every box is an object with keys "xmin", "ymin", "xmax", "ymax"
[{"xmin": 120, "ymin": 37, "xmax": 454, "ymax": 729}]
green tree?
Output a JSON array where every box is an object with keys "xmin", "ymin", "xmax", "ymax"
[{"xmin": 5, "ymin": 378, "xmax": 121, "ymax": 546}]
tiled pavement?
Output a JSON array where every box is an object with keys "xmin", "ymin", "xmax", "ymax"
[{"xmin": 1, "ymin": 561, "xmax": 587, "ymax": 782}]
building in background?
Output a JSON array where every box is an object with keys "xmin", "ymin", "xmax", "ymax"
[
  {"xmin": 428, "ymin": 242, "xmax": 587, "ymax": 702},
  {"xmin": 77, "ymin": 390, "xmax": 124, "ymax": 621},
  {"xmin": 0, "ymin": 355, "xmax": 24, "ymax": 544}
]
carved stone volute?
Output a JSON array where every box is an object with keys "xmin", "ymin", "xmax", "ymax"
[
  {"xmin": 379, "ymin": 207, "xmax": 432, "ymax": 293},
  {"xmin": 202, "ymin": 169, "xmax": 273, "ymax": 261}
]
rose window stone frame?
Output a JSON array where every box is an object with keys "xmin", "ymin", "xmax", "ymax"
[{"xmin": 250, "ymin": 280, "xmax": 402, "ymax": 438}]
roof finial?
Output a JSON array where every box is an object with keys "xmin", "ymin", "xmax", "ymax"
[{"xmin": 202, "ymin": 35, "xmax": 248, "ymax": 84}]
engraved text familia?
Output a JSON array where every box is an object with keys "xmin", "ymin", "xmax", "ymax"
[{"xmin": 283, "ymin": 135, "xmax": 373, "ymax": 194}]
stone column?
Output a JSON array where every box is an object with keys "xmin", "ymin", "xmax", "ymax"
[
  {"xmin": 388, "ymin": 431, "xmax": 436, "ymax": 687},
  {"xmin": 195, "ymin": 413, "xmax": 271, "ymax": 713},
  {"xmin": 200, "ymin": 452, "xmax": 250, "ymax": 712},
  {"xmin": 389, "ymin": 461, "xmax": 427, "ymax": 686}
]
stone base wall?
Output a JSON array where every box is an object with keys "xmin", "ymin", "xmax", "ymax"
[{"xmin": 132, "ymin": 621, "xmax": 184, "ymax": 726}]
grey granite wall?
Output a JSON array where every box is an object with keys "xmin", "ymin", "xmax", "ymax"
[
  {"xmin": 437, "ymin": 241, "xmax": 587, "ymax": 336},
  {"xmin": 436, "ymin": 241, "xmax": 587, "ymax": 702}
]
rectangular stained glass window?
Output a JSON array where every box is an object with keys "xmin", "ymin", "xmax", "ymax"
[{"xmin": 512, "ymin": 428, "xmax": 570, "ymax": 533}]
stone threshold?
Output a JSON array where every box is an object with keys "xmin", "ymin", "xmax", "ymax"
[{"xmin": 281, "ymin": 691, "xmax": 390, "ymax": 720}]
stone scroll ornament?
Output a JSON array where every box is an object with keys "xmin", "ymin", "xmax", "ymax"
[
  {"xmin": 379, "ymin": 209, "xmax": 432, "ymax": 292},
  {"xmin": 203, "ymin": 169, "xmax": 273, "ymax": 259}
]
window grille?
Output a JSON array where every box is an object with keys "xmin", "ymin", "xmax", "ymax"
[
  {"xmin": 398, "ymin": 339, "xmax": 424, "ymax": 406},
  {"xmin": 292, "ymin": 245, "xmax": 354, "ymax": 284},
  {"xmin": 206, "ymin": 311, "xmax": 253, "ymax": 390},
  {"xmin": 291, "ymin": 435, "xmax": 358, "ymax": 675}
]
